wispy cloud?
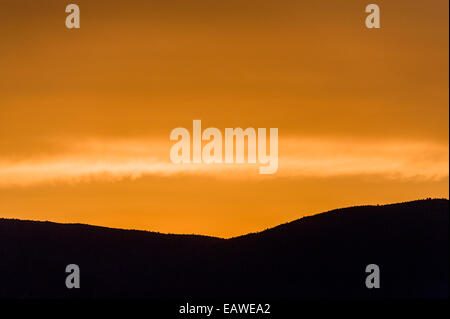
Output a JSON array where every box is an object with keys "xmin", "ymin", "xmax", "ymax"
[{"xmin": 0, "ymin": 137, "xmax": 447, "ymax": 187}]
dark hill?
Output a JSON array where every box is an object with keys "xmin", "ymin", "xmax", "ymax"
[{"xmin": 0, "ymin": 199, "xmax": 448, "ymax": 299}]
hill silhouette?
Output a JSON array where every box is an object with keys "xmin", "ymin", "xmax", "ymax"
[{"xmin": 0, "ymin": 199, "xmax": 448, "ymax": 299}]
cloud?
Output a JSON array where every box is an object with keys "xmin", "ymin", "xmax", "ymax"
[{"xmin": 0, "ymin": 137, "xmax": 447, "ymax": 187}]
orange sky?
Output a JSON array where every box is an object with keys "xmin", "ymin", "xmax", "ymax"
[{"xmin": 0, "ymin": 0, "xmax": 448, "ymax": 237}]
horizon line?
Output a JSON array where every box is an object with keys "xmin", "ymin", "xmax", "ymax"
[{"xmin": 1, "ymin": 198, "xmax": 448, "ymax": 240}]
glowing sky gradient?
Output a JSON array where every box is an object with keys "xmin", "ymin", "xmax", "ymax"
[{"xmin": 0, "ymin": 0, "xmax": 448, "ymax": 237}]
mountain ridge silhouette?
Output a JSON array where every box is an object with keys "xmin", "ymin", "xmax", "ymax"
[{"xmin": 0, "ymin": 198, "xmax": 448, "ymax": 299}]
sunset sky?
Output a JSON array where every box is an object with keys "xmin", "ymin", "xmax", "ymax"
[{"xmin": 0, "ymin": 0, "xmax": 448, "ymax": 237}]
